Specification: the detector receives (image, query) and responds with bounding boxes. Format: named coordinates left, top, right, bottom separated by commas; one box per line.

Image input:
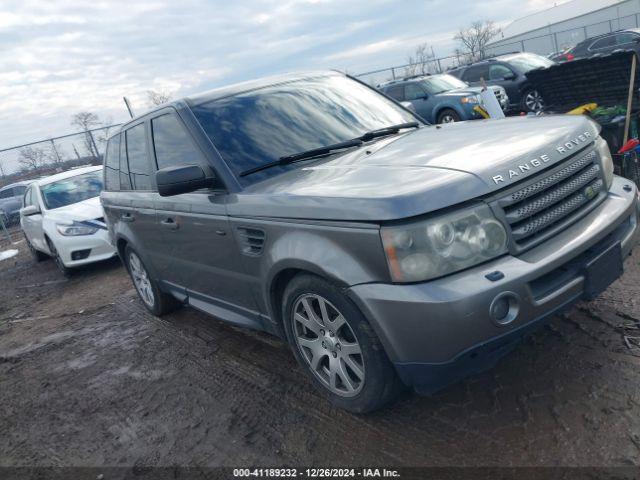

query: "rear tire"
left=124, top=245, right=180, bottom=316
left=437, top=109, right=461, bottom=124
left=282, top=274, right=404, bottom=413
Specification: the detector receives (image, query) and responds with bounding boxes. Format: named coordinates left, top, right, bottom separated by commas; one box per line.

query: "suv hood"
left=44, top=196, right=104, bottom=223
left=231, top=115, right=600, bottom=222
left=437, top=85, right=502, bottom=97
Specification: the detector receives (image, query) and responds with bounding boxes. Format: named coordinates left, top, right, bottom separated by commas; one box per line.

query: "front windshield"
left=191, top=74, right=418, bottom=185
left=421, top=75, right=468, bottom=94
left=40, top=170, right=103, bottom=210
left=506, top=53, right=554, bottom=73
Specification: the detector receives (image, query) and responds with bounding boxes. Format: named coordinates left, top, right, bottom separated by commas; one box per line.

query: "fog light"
left=490, top=292, right=520, bottom=326
left=71, top=249, right=91, bottom=261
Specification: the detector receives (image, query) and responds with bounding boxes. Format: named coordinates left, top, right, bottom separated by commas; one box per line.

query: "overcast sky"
left=0, top=0, right=564, bottom=149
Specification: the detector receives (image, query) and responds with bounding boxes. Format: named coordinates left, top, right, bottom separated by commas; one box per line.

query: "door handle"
left=121, top=213, right=135, bottom=223
left=160, top=217, right=179, bottom=230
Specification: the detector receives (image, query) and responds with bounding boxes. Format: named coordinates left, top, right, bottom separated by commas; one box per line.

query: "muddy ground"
left=1, top=225, right=640, bottom=469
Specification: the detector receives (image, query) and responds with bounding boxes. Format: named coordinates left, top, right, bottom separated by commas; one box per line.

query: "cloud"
left=0, top=0, right=565, bottom=152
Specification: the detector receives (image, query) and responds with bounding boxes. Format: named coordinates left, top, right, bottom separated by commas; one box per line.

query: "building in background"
left=487, top=0, right=640, bottom=56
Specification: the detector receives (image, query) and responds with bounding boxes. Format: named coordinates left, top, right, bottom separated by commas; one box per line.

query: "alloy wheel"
left=129, top=252, right=155, bottom=308
left=292, top=294, right=365, bottom=397
left=440, top=114, right=457, bottom=123
left=525, top=90, right=544, bottom=112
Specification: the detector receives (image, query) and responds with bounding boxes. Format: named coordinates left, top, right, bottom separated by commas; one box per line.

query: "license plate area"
left=583, top=241, right=623, bottom=300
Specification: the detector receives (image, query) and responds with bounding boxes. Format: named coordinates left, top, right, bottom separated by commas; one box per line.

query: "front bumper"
left=347, top=177, right=639, bottom=393
left=51, top=228, right=117, bottom=267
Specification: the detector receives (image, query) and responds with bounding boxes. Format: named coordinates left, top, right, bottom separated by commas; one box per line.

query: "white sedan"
left=20, top=165, right=116, bottom=275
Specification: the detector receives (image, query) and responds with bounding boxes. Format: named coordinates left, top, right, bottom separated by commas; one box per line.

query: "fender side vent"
left=237, top=227, right=266, bottom=256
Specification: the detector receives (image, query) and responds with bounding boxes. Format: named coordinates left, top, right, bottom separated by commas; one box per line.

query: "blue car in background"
left=379, top=74, right=508, bottom=124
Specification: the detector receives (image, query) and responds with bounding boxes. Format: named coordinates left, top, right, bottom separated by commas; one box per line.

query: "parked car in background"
left=0, top=181, right=31, bottom=225
left=449, top=52, right=555, bottom=113
left=379, top=74, right=508, bottom=123
left=569, top=28, right=640, bottom=60
left=102, top=71, right=638, bottom=413
left=20, top=166, right=116, bottom=275
left=548, top=47, right=575, bottom=63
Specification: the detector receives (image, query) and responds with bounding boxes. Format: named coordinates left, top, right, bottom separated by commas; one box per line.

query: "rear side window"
left=125, top=124, right=152, bottom=191
left=462, top=65, right=489, bottom=82
left=104, top=135, right=121, bottom=191
left=151, top=114, right=205, bottom=170
left=0, top=188, right=11, bottom=199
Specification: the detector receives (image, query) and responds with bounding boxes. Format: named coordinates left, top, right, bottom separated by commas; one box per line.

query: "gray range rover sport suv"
left=101, top=71, right=639, bottom=413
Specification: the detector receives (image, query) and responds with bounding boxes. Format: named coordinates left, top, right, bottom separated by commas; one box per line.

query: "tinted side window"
left=0, top=188, right=11, bottom=199
left=151, top=114, right=205, bottom=170
left=104, top=135, right=121, bottom=191
left=119, top=133, right=131, bottom=190
left=489, top=64, right=513, bottom=80
left=404, top=83, right=427, bottom=101
left=463, top=65, right=489, bottom=82
left=385, top=85, right=404, bottom=101
left=126, top=125, right=152, bottom=191
left=616, top=33, right=638, bottom=45
left=13, top=186, right=26, bottom=197
left=591, top=35, right=616, bottom=50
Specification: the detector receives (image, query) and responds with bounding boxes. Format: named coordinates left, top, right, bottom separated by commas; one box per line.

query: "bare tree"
left=405, top=43, right=436, bottom=77
left=71, top=112, right=101, bottom=158
left=18, top=146, right=48, bottom=171
left=454, top=20, right=501, bottom=62
left=147, top=89, right=173, bottom=107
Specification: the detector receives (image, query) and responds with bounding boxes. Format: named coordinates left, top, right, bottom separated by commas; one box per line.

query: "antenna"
left=123, top=97, right=135, bottom=119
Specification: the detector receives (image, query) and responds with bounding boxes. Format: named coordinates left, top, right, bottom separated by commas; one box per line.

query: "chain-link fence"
left=355, top=13, right=640, bottom=86
left=0, top=125, right=120, bottom=188
left=486, top=13, right=640, bottom=57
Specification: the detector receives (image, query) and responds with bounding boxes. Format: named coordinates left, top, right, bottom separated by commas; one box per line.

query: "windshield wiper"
left=239, top=139, right=363, bottom=177
left=358, top=122, right=420, bottom=142
left=239, top=122, right=420, bottom=178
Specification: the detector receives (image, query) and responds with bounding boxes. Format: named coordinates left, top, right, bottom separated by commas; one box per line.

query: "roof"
left=494, top=0, right=623, bottom=43
left=0, top=180, right=32, bottom=190
left=185, top=70, right=338, bottom=107
left=34, top=165, right=102, bottom=187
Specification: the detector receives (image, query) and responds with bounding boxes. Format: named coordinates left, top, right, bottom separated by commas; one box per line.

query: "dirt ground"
left=1, top=225, right=640, bottom=469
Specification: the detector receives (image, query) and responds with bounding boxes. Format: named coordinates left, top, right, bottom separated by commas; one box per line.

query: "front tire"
left=522, top=88, right=544, bottom=112
left=46, top=237, right=71, bottom=277
left=25, top=234, right=47, bottom=262
left=437, top=109, right=461, bottom=124
left=282, top=274, right=403, bottom=413
left=124, top=246, right=180, bottom=316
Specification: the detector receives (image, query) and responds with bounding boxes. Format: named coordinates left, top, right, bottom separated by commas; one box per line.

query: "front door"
left=149, top=111, right=260, bottom=324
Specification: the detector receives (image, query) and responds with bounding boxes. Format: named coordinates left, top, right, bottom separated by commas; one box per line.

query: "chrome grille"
left=497, top=150, right=604, bottom=248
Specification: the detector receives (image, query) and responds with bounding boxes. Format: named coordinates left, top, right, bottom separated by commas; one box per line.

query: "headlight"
left=596, top=137, right=614, bottom=188
left=460, top=95, right=480, bottom=105
left=56, top=222, right=98, bottom=236
left=381, top=204, right=508, bottom=283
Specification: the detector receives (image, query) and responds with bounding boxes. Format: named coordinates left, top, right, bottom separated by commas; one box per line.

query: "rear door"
left=150, top=110, right=259, bottom=320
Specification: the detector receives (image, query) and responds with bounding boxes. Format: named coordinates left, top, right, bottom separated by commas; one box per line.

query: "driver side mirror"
left=156, top=164, right=215, bottom=197
left=20, top=205, right=40, bottom=217
left=503, top=73, right=517, bottom=81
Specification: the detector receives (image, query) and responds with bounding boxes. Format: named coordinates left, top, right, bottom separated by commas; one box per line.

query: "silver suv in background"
left=0, top=181, right=30, bottom=225
left=101, top=71, right=639, bottom=413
